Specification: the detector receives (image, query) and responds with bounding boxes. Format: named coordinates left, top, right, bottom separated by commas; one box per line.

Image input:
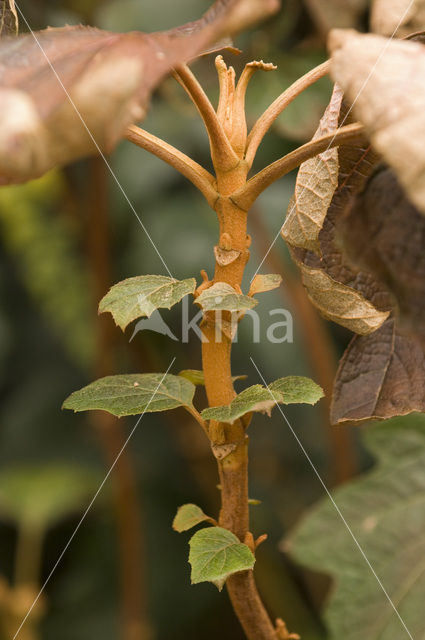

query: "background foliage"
left=2, top=1, right=418, bottom=639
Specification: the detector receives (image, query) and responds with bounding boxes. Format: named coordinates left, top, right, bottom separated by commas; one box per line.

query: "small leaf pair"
left=202, top=377, right=324, bottom=423
left=172, top=504, right=255, bottom=591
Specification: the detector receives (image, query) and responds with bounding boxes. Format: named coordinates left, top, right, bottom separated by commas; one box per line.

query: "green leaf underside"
left=195, top=282, right=257, bottom=312
left=178, top=369, right=247, bottom=386
left=173, top=503, right=211, bottom=532
left=99, top=275, right=196, bottom=331
left=63, top=374, right=195, bottom=417
left=288, top=414, right=425, bottom=639
left=201, top=377, right=323, bottom=423
left=269, top=376, right=324, bottom=405
left=189, top=526, right=255, bottom=591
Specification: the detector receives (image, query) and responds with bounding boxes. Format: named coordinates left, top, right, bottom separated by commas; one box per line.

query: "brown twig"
left=245, top=60, right=331, bottom=167
left=126, top=125, right=218, bottom=209
left=233, top=123, right=365, bottom=210
left=174, top=64, right=240, bottom=171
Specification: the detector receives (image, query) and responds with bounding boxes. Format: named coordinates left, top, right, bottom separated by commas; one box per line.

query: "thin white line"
left=250, top=356, right=414, bottom=640
left=14, top=2, right=173, bottom=278
left=12, top=358, right=176, bottom=640
left=250, top=0, right=416, bottom=282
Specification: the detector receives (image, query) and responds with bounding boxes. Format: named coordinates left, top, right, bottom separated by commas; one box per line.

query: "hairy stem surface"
left=201, top=163, right=278, bottom=640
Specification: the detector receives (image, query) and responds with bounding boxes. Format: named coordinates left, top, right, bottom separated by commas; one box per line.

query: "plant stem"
left=174, top=64, right=240, bottom=171
left=125, top=125, right=218, bottom=208
left=233, top=123, right=365, bottom=210
left=201, top=163, right=278, bottom=640
left=245, top=60, right=331, bottom=167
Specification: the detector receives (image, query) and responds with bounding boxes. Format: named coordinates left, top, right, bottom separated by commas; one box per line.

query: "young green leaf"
left=178, top=369, right=247, bottom=386
left=63, top=373, right=196, bottom=417
left=202, top=385, right=275, bottom=423
left=248, top=273, right=282, bottom=296
left=201, top=377, right=323, bottom=423
left=195, top=282, right=257, bottom=312
left=189, top=526, right=255, bottom=591
left=0, top=0, right=18, bottom=36
left=99, top=275, right=196, bottom=331
left=269, top=376, right=324, bottom=405
left=288, top=413, right=425, bottom=639
left=172, top=504, right=213, bottom=532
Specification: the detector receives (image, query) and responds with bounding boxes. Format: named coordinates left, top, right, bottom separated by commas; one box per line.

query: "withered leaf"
left=248, top=273, right=282, bottom=296
left=304, top=0, right=368, bottom=35
left=0, top=0, right=279, bottom=184
left=371, top=0, right=425, bottom=37
left=296, top=260, right=389, bottom=334
left=282, top=84, right=343, bottom=254
left=329, top=30, right=425, bottom=216
left=283, top=90, right=389, bottom=336
left=332, top=318, right=425, bottom=424
left=331, top=167, right=425, bottom=424
left=0, top=0, right=17, bottom=36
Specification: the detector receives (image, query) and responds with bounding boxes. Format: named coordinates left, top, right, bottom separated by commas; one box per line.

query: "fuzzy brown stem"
left=201, top=163, right=278, bottom=640
left=245, top=60, right=331, bottom=167
left=126, top=125, right=218, bottom=209
left=174, top=64, right=239, bottom=171
left=234, top=123, right=365, bottom=210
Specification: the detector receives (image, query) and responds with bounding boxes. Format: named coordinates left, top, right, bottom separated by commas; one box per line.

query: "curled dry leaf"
left=282, top=84, right=425, bottom=424
left=304, top=0, right=368, bottom=35
left=329, top=30, right=425, bottom=216
left=282, top=84, right=343, bottom=254
left=371, top=0, right=425, bottom=37
left=0, top=0, right=17, bottom=36
left=331, top=167, right=425, bottom=424
left=0, top=0, right=279, bottom=184
left=282, top=89, right=389, bottom=336
left=248, top=273, right=282, bottom=296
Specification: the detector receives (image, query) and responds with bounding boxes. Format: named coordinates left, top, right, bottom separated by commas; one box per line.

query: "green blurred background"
left=0, top=1, right=372, bottom=639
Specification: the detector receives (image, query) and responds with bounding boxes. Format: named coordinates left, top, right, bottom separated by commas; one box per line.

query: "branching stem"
left=128, top=55, right=363, bottom=640
left=126, top=125, right=218, bottom=208
left=233, top=123, right=365, bottom=210
left=174, top=64, right=240, bottom=171
left=245, top=60, right=331, bottom=167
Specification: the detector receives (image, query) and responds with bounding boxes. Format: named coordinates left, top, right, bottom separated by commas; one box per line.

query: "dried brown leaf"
left=304, top=0, right=368, bottom=35
left=0, top=0, right=279, bottom=184
left=329, top=30, right=425, bottom=215
left=282, top=84, right=343, bottom=254
left=371, top=0, right=425, bottom=37
left=296, top=260, right=389, bottom=334
left=285, top=43, right=425, bottom=425
left=283, top=91, right=389, bottom=336
left=331, top=167, right=425, bottom=424
left=0, top=0, right=17, bottom=36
